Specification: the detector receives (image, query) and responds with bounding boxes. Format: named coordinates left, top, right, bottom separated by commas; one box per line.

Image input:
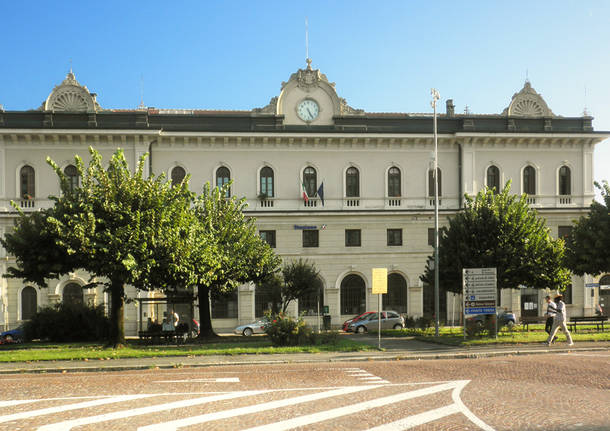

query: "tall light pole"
left=431, top=88, right=440, bottom=337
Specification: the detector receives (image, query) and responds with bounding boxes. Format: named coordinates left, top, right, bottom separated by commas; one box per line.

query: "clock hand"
left=307, top=108, right=314, bottom=117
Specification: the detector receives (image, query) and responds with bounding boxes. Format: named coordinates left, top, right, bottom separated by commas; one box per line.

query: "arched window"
left=21, top=286, right=37, bottom=320
left=63, top=283, right=83, bottom=306
left=559, top=166, right=571, bottom=195
left=388, top=167, right=401, bottom=197
left=211, top=289, right=238, bottom=319
left=383, top=273, right=407, bottom=314
left=486, top=165, right=500, bottom=193
left=523, top=166, right=536, bottom=195
left=216, top=167, right=231, bottom=197
left=171, top=166, right=186, bottom=187
left=255, top=282, right=278, bottom=317
left=346, top=167, right=360, bottom=197
left=64, top=165, right=79, bottom=192
left=260, top=166, right=274, bottom=197
left=303, top=166, right=317, bottom=198
left=428, top=168, right=442, bottom=197
left=340, top=274, right=366, bottom=315
left=298, top=278, right=324, bottom=315
left=20, top=165, right=35, bottom=198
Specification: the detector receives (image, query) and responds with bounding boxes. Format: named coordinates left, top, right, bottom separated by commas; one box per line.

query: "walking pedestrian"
left=544, top=295, right=557, bottom=342
left=545, top=294, right=573, bottom=346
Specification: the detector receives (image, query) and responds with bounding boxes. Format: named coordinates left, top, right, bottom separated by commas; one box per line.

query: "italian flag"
left=301, top=182, right=309, bottom=203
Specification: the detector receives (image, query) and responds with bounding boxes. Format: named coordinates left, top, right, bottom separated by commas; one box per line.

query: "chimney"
left=446, top=99, right=455, bottom=117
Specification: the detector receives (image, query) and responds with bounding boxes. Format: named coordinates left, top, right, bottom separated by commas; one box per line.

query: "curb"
left=0, top=345, right=607, bottom=375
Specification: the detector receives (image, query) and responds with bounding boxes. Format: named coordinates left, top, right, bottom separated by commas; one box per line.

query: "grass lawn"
left=0, top=335, right=377, bottom=363
left=382, top=324, right=610, bottom=346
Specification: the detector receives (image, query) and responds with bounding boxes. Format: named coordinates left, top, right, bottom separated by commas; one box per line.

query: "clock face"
left=297, top=99, right=319, bottom=122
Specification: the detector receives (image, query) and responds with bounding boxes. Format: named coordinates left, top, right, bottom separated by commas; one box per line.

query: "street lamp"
left=431, top=88, right=440, bottom=337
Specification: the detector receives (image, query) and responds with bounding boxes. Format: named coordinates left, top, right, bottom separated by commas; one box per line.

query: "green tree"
left=279, top=259, right=322, bottom=313
left=191, top=183, right=280, bottom=339
left=565, top=181, right=610, bottom=276
left=255, top=259, right=322, bottom=314
left=3, top=148, right=201, bottom=346
left=421, top=182, right=571, bottom=295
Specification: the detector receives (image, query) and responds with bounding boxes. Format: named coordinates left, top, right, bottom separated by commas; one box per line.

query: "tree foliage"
left=256, top=259, right=322, bottom=314
left=190, top=183, right=280, bottom=339
left=565, top=181, right=610, bottom=276
left=3, top=148, right=200, bottom=346
left=420, top=182, right=571, bottom=294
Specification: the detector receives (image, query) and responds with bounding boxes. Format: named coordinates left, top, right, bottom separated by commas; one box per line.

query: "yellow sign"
left=372, top=268, right=387, bottom=294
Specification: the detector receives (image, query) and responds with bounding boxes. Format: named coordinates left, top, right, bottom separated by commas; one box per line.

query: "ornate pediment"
left=502, top=81, right=554, bottom=117
left=281, top=58, right=333, bottom=92
left=42, top=72, right=102, bottom=113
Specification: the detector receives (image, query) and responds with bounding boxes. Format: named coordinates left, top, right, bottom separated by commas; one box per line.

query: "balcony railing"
left=259, top=198, right=274, bottom=208
left=344, top=198, right=360, bottom=207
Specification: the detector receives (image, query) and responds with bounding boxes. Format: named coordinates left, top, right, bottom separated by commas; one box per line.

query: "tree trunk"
left=196, top=284, right=219, bottom=340
left=108, top=280, right=125, bottom=347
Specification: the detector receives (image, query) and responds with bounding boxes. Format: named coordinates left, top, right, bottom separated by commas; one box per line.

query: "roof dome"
left=503, top=81, right=554, bottom=117
left=42, top=72, right=101, bottom=113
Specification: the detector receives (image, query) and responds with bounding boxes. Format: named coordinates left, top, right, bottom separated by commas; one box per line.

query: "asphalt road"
left=1, top=350, right=608, bottom=430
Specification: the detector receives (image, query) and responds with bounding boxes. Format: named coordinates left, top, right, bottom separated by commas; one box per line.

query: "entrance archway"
left=383, top=273, right=407, bottom=314
left=340, top=274, right=366, bottom=315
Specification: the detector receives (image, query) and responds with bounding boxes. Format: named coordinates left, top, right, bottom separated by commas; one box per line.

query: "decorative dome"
left=502, top=81, right=554, bottom=117
left=42, top=72, right=101, bottom=113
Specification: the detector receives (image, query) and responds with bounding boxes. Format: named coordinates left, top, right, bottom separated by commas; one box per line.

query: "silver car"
left=234, top=319, right=269, bottom=336
left=348, top=311, right=404, bottom=333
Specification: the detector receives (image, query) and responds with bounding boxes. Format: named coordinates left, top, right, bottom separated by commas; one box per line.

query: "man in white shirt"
left=545, top=294, right=573, bottom=346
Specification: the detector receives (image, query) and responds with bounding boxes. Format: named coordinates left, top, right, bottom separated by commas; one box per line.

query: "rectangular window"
left=387, top=228, right=402, bottom=246
left=302, top=230, right=319, bottom=248
left=345, top=229, right=361, bottom=247
left=259, top=230, right=276, bottom=248
left=428, top=228, right=435, bottom=247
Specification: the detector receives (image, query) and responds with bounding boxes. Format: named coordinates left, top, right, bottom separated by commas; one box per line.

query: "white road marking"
left=365, top=380, right=495, bottom=431
left=0, top=394, right=156, bottom=423
left=344, top=368, right=390, bottom=384
left=153, top=377, right=240, bottom=383
left=241, top=381, right=463, bottom=431
left=37, top=390, right=268, bottom=431
left=365, top=404, right=462, bottom=430
left=138, top=385, right=382, bottom=431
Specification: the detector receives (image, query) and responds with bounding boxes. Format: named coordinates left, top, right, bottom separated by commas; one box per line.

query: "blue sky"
left=2, top=1, right=608, bottom=197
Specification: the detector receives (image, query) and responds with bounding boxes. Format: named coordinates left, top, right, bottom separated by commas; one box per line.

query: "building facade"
left=0, top=62, right=608, bottom=334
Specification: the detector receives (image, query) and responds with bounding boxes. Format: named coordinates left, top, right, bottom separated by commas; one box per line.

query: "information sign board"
left=463, top=268, right=497, bottom=315
left=372, top=268, right=388, bottom=294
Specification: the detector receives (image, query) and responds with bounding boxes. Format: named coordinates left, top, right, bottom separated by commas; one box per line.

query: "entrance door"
left=520, top=288, right=539, bottom=317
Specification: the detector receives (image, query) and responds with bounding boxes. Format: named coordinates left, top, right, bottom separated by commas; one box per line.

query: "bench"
left=520, top=316, right=547, bottom=331
left=138, top=330, right=188, bottom=344
left=568, top=316, right=608, bottom=333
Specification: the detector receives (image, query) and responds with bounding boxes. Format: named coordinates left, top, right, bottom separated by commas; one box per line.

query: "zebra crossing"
left=0, top=370, right=495, bottom=430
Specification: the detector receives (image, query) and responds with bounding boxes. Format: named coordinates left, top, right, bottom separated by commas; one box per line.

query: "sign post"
left=463, top=268, right=497, bottom=339
left=372, top=268, right=388, bottom=349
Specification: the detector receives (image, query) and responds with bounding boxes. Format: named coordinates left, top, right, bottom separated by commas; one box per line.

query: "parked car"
left=234, top=319, right=269, bottom=336
left=0, top=327, right=24, bottom=344
left=342, top=311, right=375, bottom=332
left=465, top=311, right=516, bottom=334
left=348, top=311, right=405, bottom=333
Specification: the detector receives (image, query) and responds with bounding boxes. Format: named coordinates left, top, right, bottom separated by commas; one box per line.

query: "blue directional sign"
left=463, top=268, right=497, bottom=316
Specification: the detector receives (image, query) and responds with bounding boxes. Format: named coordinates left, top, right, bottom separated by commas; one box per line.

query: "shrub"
left=23, top=303, right=111, bottom=342
left=264, top=312, right=313, bottom=346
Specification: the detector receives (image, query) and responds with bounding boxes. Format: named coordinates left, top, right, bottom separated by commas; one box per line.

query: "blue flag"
left=317, top=182, right=324, bottom=206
